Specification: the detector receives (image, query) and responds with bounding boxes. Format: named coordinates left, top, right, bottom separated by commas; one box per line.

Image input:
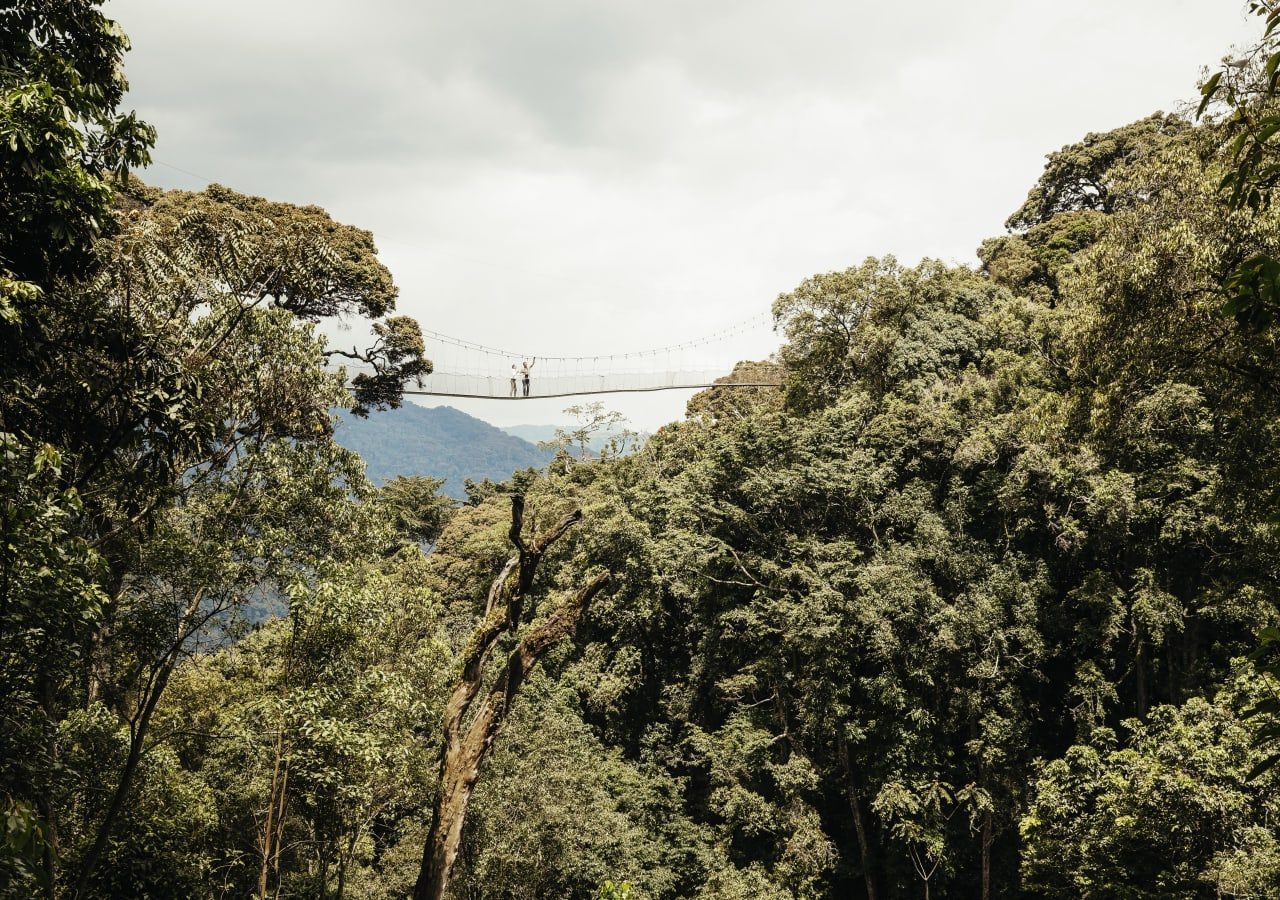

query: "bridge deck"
left=389, top=369, right=782, bottom=399
left=401, top=383, right=781, bottom=399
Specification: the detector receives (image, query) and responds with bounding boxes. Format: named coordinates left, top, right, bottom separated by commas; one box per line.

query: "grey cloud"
left=117, top=0, right=1033, bottom=170
left=105, top=0, right=1256, bottom=430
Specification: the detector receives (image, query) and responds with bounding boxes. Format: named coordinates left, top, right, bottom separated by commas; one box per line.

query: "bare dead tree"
left=412, top=495, right=610, bottom=900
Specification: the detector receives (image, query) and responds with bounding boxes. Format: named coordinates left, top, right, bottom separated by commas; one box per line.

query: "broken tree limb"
left=412, top=496, right=608, bottom=900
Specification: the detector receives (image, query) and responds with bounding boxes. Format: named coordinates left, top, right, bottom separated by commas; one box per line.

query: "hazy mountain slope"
left=503, top=424, right=651, bottom=454
left=501, top=424, right=562, bottom=445
left=334, top=404, right=553, bottom=497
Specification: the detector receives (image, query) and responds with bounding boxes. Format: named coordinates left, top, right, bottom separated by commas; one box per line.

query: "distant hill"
left=334, top=404, right=554, bottom=498
left=503, top=424, right=651, bottom=455
left=501, top=424, right=563, bottom=446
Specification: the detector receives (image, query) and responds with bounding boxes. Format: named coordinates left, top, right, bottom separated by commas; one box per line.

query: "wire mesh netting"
left=332, top=313, right=783, bottom=399
left=402, top=368, right=781, bottom=399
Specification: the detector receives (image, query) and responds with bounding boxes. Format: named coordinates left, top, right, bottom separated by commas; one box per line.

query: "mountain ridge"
left=333, top=403, right=554, bottom=498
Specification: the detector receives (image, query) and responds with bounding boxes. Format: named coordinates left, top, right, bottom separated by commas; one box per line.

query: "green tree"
left=1, top=8, right=431, bottom=888
left=156, top=546, right=450, bottom=900
left=1197, top=1, right=1280, bottom=329
left=1022, top=673, right=1280, bottom=898
left=377, top=476, right=456, bottom=548
left=539, top=403, right=637, bottom=463
left=0, top=0, right=154, bottom=289
left=412, top=494, right=611, bottom=900
left=1005, top=113, right=1188, bottom=230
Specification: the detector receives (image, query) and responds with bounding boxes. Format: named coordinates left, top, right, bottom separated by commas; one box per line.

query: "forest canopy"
left=4, top=2, right=1280, bottom=899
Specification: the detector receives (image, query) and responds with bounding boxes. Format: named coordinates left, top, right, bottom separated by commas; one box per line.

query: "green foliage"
left=377, top=475, right=456, bottom=546
left=0, top=435, right=106, bottom=894
left=1004, top=113, right=1187, bottom=230
left=575, top=107, right=1280, bottom=894
left=108, top=180, right=431, bottom=414
left=772, top=257, right=1005, bottom=412
left=6, top=2, right=1280, bottom=898
left=1196, top=2, right=1280, bottom=331
left=346, top=316, right=433, bottom=413
left=684, top=360, right=785, bottom=424
left=136, top=182, right=398, bottom=319
left=58, top=705, right=217, bottom=899
left=539, top=402, right=638, bottom=464
left=157, top=550, right=449, bottom=899
left=1021, top=674, right=1280, bottom=898
left=0, top=0, right=154, bottom=286
left=1, top=797, right=48, bottom=895
left=1199, top=2, right=1280, bottom=209
left=979, top=210, right=1105, bottom=303
left=451, top=679, right=705, bottom=900
left=0, top=5, right=431, bottom=894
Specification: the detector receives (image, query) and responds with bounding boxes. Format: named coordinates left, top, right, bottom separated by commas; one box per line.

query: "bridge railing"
left=397, top=369, right=782, bottom=399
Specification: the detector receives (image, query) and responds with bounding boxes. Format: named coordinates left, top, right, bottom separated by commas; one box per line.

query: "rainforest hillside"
left=333, top=404, right=554, bottom=497
left=4, top=3, right=1280, bottom=900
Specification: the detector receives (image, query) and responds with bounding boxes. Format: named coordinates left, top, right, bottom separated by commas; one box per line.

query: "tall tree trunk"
left=259, top=724, right=287, bottom=900
left=85, top=576, right=124, bottom=709
left=981, top=810, right=993, bottom=900
left=37, top=669, right=60, bottom=900
left=336, top=832, right=356, bottom=899
left=72, top=588, right=206, bottom=898
left=271, top=765, right=291, bottom=895
left=838, top=736, right=878, bottom=900
left=318, top=844, right=330, bottom=900
left=411, top=497, right=609, bottom=900
left=416, top=739, right=485, bottom=900
left=85, top=597, right=114, bottom=707
left=1135, top=635, right=1148, bottom=717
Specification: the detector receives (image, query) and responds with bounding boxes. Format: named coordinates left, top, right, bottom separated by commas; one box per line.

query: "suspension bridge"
left=340, top=312, right=784, bottom=400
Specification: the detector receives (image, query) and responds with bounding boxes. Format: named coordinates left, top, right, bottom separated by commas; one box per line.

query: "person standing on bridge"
left=521, top=357, right=536, bottom=397
left=509, top=363, right=518, bottom=398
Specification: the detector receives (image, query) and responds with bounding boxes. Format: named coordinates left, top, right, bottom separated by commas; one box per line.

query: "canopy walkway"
left=341, top=313, right=783, bottom=399
left=398, top=369, right=781, bottom=399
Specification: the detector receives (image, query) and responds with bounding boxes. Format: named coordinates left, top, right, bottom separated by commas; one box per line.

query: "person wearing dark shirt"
left=520, top=358, right=536, bottom=397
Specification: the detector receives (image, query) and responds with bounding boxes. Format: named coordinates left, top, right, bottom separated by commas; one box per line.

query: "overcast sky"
left=108, top=0, right=1257, bottom=430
